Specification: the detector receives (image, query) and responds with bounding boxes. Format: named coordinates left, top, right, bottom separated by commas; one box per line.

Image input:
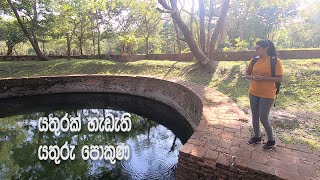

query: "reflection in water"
left=0, top=109, right=182, bottom=179
left=0, top=93, right=193, bottom=179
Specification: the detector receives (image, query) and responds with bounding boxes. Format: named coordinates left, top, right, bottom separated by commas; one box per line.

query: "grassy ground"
left=0, top=59, right=319, bottom=148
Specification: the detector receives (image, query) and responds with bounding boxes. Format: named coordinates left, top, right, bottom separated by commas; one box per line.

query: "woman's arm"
left=252, top=74, right=283, bottom=83
left=245, top=65, right=254, bottom=80
left=245, top=74, right=254, bottom=80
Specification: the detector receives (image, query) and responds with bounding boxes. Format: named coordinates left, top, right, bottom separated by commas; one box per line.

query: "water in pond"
left=0, top=93, right=193, bottom=179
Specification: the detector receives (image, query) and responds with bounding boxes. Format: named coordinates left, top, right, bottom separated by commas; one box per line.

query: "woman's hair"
left=256, top=39, right=277, bottom=57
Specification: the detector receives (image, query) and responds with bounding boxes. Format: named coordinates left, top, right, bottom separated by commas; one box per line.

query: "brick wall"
left=1, top=50, right=319, bottom=61
left=0, top=75, right=202, bottom=131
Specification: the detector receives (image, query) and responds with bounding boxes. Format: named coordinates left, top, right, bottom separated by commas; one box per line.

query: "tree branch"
left=158, top=0, right=172, bottom=11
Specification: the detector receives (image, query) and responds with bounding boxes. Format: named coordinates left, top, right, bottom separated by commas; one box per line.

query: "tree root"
left=185, top=60, right=218, bottom=74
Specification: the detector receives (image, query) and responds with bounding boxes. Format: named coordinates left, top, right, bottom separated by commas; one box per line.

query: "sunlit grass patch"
left=279, top=131, right=320, bottom=149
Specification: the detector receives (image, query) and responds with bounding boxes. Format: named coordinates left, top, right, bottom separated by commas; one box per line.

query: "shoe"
left=247, top=137, right=262, bottom=145
left=263, top=140, right=276, bottom=150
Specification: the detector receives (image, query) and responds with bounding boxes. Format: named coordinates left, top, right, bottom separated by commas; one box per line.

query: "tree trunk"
left=80, top=40, right=83, bottom=56
left=199, top=0, right=206, bottom=52
left=206, top=0, right=214, bottom=54
left=209, top=0, right=230, bottom=60
left=92, top=31, right=95, bottom=55
left=66, top=33, right=71, bottom=60
left=190, top=0, right=194, bottom=36
left=7, top=0, right=48, bottom=61
left=6, top=43, right=14, bottom=55
left=14, top=47, right=18, bottom=55
left=168, top=0, right=209, bottom=65
left=93, top=0, right=101, bottom=59
left=219, top=17, right=228, bottom=45
left=66, top=24, right=77, bottom=60
left=97, top=25, right=101, bottom=59
left=42, top=39, right=45, bottom=54
left=173, top=18, right=181, bottom=56
left=158, top=0, right=231, bottom=67
left=91, top=18, right=96, bottom=55
left=145, top=36, right=149, bottom=55
left=239, top=0, right=251, bottom=39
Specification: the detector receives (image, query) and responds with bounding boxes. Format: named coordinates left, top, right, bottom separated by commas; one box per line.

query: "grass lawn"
left=0, top=58, right=319, bottom=149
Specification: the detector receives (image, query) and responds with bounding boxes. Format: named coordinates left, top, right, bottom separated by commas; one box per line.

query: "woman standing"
left=245, top=39, right=284, bottom=150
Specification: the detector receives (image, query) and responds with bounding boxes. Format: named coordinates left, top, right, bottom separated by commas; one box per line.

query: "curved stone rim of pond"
left=0, top=74, right=319, bottom=180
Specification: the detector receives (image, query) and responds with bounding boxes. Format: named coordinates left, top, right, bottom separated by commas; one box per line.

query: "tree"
left=198, top=0, right=205, bottom=52
left=0, top=20, right=26, bottom=55
left=5, top=0, right=50, bottom=60
left=134, top=0, right=162, bottom=55
left=158, top=0, right=231, bottom=69
left=74, top=15, right=91, bottom=56
left=53, top=0, right=82, bottom=60
left=227, top=0, right=300, bottom=48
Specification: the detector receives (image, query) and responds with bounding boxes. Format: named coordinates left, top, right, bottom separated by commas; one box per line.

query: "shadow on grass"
left=163, top=61, right=180, bottom=78
left=182, top=62, right=219, bottom=86
left=215, top=65, right=250, bottom=104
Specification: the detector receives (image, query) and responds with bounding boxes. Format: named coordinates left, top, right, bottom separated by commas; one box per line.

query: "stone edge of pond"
left=0, top=75, right=319, bottom=180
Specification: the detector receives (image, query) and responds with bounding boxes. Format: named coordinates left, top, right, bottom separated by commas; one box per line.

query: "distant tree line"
left=0, top=0, right=319, bottom=64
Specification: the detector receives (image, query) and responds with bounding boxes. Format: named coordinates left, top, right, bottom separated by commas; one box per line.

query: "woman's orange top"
left=248, top=56, right=283, bottom=99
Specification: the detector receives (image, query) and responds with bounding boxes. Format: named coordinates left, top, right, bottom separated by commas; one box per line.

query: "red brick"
left=231, top=137, right=242, bottom=147
left=286, top=143, right=313, bottom=153
left=234, top=131, right=241, bottom=138
left=269, top=152, right=299, bottom=164
left=220, top=116, right=238, bottom=121
left=224, top=127, right=239, bottom=133
left=298, top=159, right=314, bottom=166
left=211, top=128, right=223, bottom=136
left=293, top=150, right=320, bottom=162
left=191, top=145, right=207, bottom=158
left=269, top=146, right=294, bottom=156
left=196, top=121, right=208, bottom=130
left=204, top=149, right=219, bottom=160
left=221, top=133, right=235, bottom=141
left=235, top=148, right=252, bottom=160
left=316, top=161, right=320, bottom=170
left=188, top=138, right=207, bottom=147
left=216, top=147, right=231, bottom=154
left=297, top=163, right=318, bottom=178
left=199, top=132, right=210, bottom=141
left=313, top=149, right=320, bottom=156
left=251, top=150, right=270, bottom=164
left=190, top=132, right=203, bottom=139
left=227, top=120, right=243, bottom=126
left=234, top=158, right=248, bottom=171
left=240, top=130, right=252, bottom=138
left=239, top=142, right=255, bottom=151
left=274, top=138, right=286, bottom=148
left=220, top=139, right=232, bottom=149
left=210, top=124, right=224, bottom=129
left=247, top=160, right=276, bottom=176
left=266, top=158, right=298, bottom=173
left=230, top=146, right=240, bottom=154
left=180, top=143, right=195, bottom=154
left=206, top=139, right=220, bottom=150
left=207, top=134, right=222, bottom=142
left=276, top=169, right=304, bottom=180
left=216, top=153, right=230, bottom=169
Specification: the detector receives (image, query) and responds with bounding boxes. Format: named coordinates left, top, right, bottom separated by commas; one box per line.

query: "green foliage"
left=0, top=20, right=26, bottom=53
left=234, top=37, right=249, bottom=50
